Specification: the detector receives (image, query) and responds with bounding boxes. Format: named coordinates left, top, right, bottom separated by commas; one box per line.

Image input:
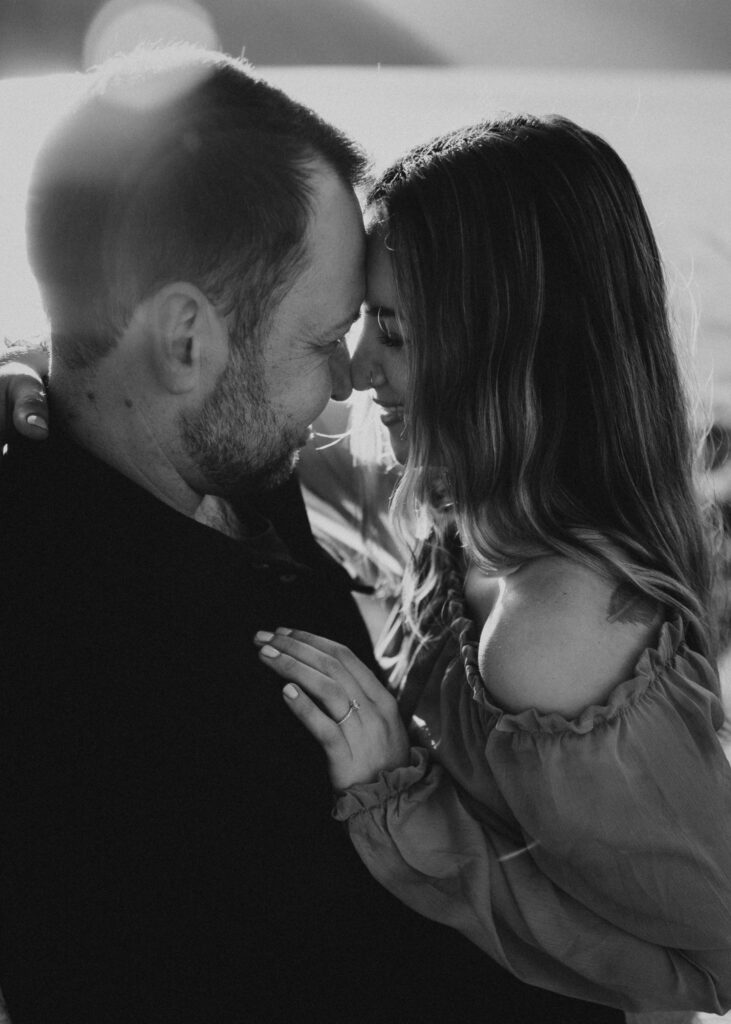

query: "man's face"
left=182, top=163, right=365, bottom=496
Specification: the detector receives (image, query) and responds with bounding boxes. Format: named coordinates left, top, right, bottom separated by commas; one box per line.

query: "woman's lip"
left=373, top=399, right=404, bottom=426
left=379, top=408, right=404, bottom=427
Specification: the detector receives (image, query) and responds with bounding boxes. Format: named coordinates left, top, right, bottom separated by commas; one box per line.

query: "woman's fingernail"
left=259, top=644, right=280, bottom=659
left=26, top=415, right=48, bottom=431
left=283, top=683, right=298, bottom=699
left=254, top=631, right=274, bottom=644
left=276, top=627, right=292, bottom=636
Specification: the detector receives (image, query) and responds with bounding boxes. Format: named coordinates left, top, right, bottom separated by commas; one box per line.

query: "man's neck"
left=50, top=370, right=203, bottom=517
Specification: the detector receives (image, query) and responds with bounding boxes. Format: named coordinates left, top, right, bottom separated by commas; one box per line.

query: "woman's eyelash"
left=376, top=309, right=402, bottom=346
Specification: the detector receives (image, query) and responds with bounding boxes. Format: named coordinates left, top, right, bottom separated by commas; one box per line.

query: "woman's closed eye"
left=376, top=308, right=403, bottom=348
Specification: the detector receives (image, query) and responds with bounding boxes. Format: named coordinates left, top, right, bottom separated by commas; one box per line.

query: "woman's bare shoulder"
left=476, top=556, right=663, bottom=717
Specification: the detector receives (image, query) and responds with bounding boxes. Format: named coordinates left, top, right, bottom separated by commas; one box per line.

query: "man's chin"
left=217, top=447, right=300, bottom=497
left=257, top=448, right=301, bottom=491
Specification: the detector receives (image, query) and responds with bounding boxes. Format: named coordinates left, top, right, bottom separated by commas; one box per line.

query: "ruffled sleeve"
left=334, top=619, right=731, bottom=1013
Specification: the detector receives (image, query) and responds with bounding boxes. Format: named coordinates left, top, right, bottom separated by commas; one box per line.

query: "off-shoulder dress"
left=334, top=565, right=731, bottom=1014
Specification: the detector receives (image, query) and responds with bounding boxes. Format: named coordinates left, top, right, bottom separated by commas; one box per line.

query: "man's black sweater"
left=0, top=433, right=623, bottom=1024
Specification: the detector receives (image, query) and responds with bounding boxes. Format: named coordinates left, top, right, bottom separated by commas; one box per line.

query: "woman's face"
left=350, top=225, right=410, bottom=464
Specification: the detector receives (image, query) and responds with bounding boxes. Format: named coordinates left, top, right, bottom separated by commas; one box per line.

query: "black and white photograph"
left=1, top=2, right=730, bottom=1022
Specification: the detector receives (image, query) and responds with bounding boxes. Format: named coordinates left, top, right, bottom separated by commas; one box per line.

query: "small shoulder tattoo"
left=607, top=581, right=659, bottom=626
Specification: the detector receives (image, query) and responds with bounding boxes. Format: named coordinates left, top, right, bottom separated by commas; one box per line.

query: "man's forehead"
left=279, top=166, right=366, bottom=330
left=296, top=252, right=366, bottom=332
left=299, top=304, right=362, bottom=338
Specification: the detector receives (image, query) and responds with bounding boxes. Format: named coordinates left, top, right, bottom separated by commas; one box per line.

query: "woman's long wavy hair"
left=368, top=114, right=719, bottom=660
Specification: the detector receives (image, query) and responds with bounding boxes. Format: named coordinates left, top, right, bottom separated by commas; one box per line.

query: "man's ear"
left=145, top=283, right=226, bottom=395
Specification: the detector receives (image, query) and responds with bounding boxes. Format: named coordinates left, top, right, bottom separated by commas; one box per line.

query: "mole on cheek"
left=85, top=391, right=96, bottom=403
left=124, top=399, right=133, bottom=409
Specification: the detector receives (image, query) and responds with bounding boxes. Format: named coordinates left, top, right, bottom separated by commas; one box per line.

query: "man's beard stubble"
left=181, top=341, right=302, bottom=498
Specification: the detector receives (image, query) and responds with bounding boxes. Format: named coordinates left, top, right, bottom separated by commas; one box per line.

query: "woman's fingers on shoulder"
left=0, top=364, right=49, bottom=438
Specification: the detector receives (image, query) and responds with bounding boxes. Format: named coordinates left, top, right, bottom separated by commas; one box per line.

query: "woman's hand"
left=254, top=628, right=410, bottom=791
left=0, top=357, right=50, bottom=442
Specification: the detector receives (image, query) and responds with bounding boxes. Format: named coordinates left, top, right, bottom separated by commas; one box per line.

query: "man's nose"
left=349, top=328, right=376, bottom=392
left=329, top=340, right=353, bottom=402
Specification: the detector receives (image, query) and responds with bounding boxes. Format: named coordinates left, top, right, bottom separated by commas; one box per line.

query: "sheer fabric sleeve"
left=297, top=406, right=405, bottom=596
left=333, top=622, right=731, bottom=1013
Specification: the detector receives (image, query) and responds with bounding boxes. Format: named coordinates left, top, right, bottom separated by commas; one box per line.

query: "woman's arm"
left=255, top=626, right=731, bottom=1014
left=0, top=341, right=50, bottom=441
left=336, top=745, right=731, bottom=1014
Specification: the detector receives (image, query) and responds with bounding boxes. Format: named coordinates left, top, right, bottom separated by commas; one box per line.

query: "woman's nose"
left=329, top=340, right=353, bottom=402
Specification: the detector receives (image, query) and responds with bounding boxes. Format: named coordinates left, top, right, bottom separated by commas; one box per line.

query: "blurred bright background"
left=1, top=0, right=729, bottom=427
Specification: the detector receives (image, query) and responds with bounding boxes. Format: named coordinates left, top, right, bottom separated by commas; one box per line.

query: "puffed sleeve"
left=334, top=620, right=731, bottom=1013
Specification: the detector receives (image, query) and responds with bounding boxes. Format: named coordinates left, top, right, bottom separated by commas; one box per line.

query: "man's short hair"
left=27, top=45, right=369, bottom=368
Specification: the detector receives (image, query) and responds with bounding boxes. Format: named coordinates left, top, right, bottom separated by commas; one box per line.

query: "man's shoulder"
left=0, top=436, right=66, bottom=548
left=0, top=432, right=102, bottom=520
left=0, top=435, right=264, bottom=631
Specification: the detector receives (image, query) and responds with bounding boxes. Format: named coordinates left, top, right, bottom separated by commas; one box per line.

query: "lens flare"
left=83, top=0, right=220, bottom=70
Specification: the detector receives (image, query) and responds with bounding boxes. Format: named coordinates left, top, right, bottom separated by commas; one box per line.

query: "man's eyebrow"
left=329, top=310, right=362, bottom=334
